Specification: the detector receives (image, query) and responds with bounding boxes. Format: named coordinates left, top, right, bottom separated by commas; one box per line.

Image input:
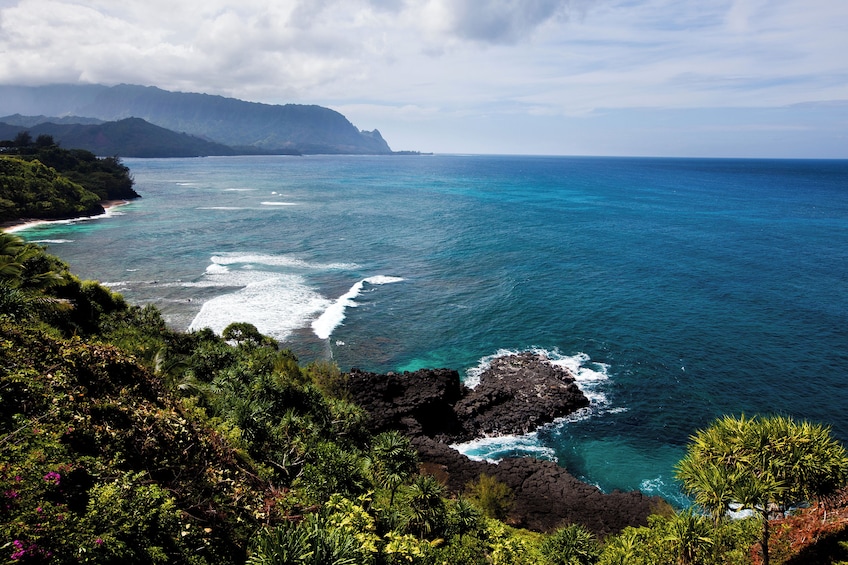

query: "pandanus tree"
left=369, top=430, right=418, bottom=507
left=405, top=474, right=447, bottom=539
left=540, top=523, right=601, bottom=565
left=676, top=414, right=848, bottom=565
left=0, top=233, right=66, bottom=319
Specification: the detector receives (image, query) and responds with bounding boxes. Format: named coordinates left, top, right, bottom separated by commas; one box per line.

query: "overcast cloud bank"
left=1, top=0, right=846, bottom=157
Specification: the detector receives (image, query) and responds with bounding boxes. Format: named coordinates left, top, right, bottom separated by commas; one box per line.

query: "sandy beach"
left=1, top=200, right=131, bottom=233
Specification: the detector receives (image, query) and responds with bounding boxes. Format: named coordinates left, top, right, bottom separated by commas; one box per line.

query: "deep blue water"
left=15, top=154, right=848, bottom=506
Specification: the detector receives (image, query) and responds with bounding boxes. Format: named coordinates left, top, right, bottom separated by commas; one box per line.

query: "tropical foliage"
left=0, top=133, right=137, bottom=222
left=677, top=414, right=848, bottom=565
left=2, top=238, right=848, bottom=564
left=0, top=157, right=103, bottom=222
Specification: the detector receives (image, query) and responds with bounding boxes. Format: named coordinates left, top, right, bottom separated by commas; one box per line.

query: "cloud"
left=725, top=0, right=769, bottom=33
left=433, top=0, right=574, bottom=44
left=0, top=0, right=845, bottom=156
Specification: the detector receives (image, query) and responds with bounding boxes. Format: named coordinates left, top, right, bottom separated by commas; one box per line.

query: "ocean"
left=14, top=154, right=848, bottom=506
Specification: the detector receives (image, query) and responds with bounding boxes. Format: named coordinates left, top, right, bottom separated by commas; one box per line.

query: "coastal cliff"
left=348, top=352, right=661, bottom=535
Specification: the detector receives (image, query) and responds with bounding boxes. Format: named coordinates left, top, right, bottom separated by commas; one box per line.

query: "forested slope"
left=0, top=133, right=138, bottom=223
left=2, top=234, right=848, bottom=564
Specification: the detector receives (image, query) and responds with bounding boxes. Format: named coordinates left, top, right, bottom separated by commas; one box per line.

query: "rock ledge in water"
left=455, top=352, right=590, bottom=438
left=348, top=352, right=589, bottom=443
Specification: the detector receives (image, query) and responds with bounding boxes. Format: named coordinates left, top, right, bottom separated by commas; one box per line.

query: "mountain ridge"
left=0, top=83, right=393, bottom=155
left=0, top=117, right=239, bottom=158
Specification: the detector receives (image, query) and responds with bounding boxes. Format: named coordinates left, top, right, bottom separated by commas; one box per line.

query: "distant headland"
left=0, top=83, right=423, bottom=157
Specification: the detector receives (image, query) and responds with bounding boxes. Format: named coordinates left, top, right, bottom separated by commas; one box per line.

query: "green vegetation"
left=0, top=132, right=137, bottom=222
left=0, top=118, right=239, bottom=158
left=677, top=414, right=848, bottom=565
left=464, top=474, right=514, bottom=521
left=2, top=235, right=848, bottom=564
left=0, top=156, right=103, bottom=223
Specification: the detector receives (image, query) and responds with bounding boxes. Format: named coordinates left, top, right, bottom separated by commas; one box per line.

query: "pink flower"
left=94, top=538, right=104, bottom=546
left=43, top=471, right=61, bottom=485
left=10, top=540, right=26, bottom=560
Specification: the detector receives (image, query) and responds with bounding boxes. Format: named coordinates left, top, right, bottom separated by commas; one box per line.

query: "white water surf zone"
left=452, top=347, right=622, bottom=464
left=311, top=276, right=404, bottom=339
left=4, top=204, right=128, bottom=234
left=187, top=252, right=402, bottom=342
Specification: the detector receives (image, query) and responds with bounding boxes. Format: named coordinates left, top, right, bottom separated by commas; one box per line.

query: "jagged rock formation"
left=455, top=353, right=590, bottom=438
left=348, top=352, right=589, bottom=443
left=348, top=352, right=661, bottom=535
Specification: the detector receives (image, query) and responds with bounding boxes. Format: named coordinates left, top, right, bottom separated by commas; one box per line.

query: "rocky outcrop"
left=347, top=367, right=468, bottom=442
left=348, top=352, right=589, bottom=443
left=455, top=353, right=589, bottom=438
left=348, top=352, right=662, bottom=536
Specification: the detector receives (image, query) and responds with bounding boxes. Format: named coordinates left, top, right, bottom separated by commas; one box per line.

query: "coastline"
left=347, top=359, right=662, bottom=534
left=1, top=200, right=131, bottom=233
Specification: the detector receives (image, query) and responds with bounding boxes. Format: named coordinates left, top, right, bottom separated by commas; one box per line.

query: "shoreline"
left=347, top=362, right=662, bottom=534
left=1, top=200, right=132, bottom=233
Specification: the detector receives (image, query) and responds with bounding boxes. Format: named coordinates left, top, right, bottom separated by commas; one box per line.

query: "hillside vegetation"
left=0, top=133, right=138, bottom=223
left=0, top=117, right=239, bottom=158
left=2, top=233, right=848, bottom=564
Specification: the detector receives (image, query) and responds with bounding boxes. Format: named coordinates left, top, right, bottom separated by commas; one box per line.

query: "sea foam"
left=450, top=433, right=557, bottom=464
left=186, top=252, right=350, bottom=341
left=210, top=253, right=358, bottom=271
left=312, top=276, right=404, bottom=340
left=187, top=253, right=399, bottom=342
left=189, top=275, right=330, bottom=341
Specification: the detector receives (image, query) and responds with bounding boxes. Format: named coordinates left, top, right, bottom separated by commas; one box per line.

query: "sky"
left=0, top=0, right=847, bottom=157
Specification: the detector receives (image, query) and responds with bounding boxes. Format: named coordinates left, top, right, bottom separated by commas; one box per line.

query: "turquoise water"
left=16, top=155, right=848, bottom=506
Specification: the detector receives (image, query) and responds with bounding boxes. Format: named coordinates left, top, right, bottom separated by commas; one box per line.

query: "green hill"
left=0, top=117, right=238, bottom=158
left=0, top=134, right=138, bottom=223
left=0, top=157, right=103, bottom=222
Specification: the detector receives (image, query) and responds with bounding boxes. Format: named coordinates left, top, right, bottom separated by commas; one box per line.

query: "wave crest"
left=312, top=276, right=404, bottom=340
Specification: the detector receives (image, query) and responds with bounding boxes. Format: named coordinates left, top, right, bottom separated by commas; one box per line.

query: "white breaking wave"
left=312, top=276, right=404, bottom=339
left=261, top=201, right=297, bottom=206
left=189, top=276, right=330, bottom=341
left=186, top=253, right=398, bottom=343
left=32, top=239, right=74, bottom=244
left=210, top=253, right=358, bottom=271
left=205, top=263, right=230, bottom=276
left=450, top=433, right=557, bottom=464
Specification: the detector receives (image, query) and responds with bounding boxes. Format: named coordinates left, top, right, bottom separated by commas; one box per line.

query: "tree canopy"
left=0, top=132, right=138, bottom=223
left=676, top=414, right=848, bottom=565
